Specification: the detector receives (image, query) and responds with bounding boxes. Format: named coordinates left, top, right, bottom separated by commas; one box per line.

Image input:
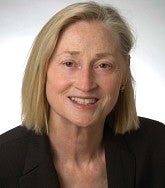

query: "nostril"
left=74, top=79, right=97, bottom=92
left=73, top=68, right=97, bottom=92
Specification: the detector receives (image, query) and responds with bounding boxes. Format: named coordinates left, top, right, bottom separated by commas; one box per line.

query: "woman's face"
left=46, top=21, right=128, bottom=128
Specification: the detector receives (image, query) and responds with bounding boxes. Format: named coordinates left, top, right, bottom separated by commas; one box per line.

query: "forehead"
left=55, top=21, right=120, bottom=54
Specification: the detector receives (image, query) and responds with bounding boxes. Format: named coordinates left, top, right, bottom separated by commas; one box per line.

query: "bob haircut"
left=22, top=1, right=139, bottom=134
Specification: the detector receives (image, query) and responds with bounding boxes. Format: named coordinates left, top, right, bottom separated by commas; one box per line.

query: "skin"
left=46, top=21, right=128, bottom=187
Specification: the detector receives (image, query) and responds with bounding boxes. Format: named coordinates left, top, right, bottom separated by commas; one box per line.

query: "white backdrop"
left=0, top=0, right=165, bottom=134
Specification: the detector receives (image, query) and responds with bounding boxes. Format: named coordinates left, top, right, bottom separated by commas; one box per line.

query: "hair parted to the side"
left=21, top=1, right=139, bottom=134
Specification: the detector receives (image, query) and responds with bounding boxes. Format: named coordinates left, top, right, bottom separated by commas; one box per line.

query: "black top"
left=0, top=117, right=165, bottom=188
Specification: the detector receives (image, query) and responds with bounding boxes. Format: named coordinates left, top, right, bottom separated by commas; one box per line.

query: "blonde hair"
left=22, top=1, right=139, bottom=134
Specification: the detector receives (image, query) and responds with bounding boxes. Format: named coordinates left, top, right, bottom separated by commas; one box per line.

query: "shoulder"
left=125, top=117, right=165, bottom=162
left=125, top=117, right=165, bottom=146
left=0, top=126, right=31, bottom=177
left=126, top=117, right=165, bottom=142
left=0, top=126, right=30, bottom=145
left=138, top=116, right=165, bottom=132
left=124, top=117, right=165, bottom=184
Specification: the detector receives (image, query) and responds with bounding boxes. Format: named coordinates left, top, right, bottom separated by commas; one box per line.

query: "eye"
left=96, top=62, right=113, bottom=70
left=64, top=61, right=74, bottom=67
left=98, top=63, right=111, bottom=69
left=94, top=61, right=115, bottom=74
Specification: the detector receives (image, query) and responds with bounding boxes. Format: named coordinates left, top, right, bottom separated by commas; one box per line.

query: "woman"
left=0, top=2, right=165, bottom=188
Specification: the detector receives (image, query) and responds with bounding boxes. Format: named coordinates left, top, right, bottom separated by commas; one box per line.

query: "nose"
left=74, top=67, right=97, bottom=92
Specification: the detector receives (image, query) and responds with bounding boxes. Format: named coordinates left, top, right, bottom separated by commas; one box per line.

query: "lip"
left=69, top=95, right=99, bottom=99
left=68, top=96, right=99, bottom=110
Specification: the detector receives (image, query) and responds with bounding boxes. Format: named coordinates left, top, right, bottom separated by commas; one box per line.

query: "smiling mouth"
left=69, top=97, right=98, bottom=105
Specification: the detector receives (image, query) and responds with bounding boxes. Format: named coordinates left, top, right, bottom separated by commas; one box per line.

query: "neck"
left=48, top=119, right=105, bottom=167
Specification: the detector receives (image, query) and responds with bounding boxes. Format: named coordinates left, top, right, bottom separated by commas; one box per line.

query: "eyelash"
left=63, top=61, right=74, bottom=67
left=96, top=63, right=112, bottom=69
left=62, top=60, right=114, bottom=72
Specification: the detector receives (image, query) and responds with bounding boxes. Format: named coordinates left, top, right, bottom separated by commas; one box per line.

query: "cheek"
left=46, top=77, right=65, bottom=99
left=46, top=67, right=72, bottom=98
left=104, top=82, right=120, bottom=94
left=99, top=75, right=122, bottom=112
left=100, top=75, right=122, bottom=96
left=46, top=76, right=67, bottom=109
left=103, top=83, right=120, bottom=109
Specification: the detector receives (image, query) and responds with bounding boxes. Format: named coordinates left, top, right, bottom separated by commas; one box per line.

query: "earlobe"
left=120, top=84, right=125, bottom=92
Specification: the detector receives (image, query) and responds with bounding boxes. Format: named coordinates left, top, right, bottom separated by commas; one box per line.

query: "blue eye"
left=64, top=61, right=73, bottom=67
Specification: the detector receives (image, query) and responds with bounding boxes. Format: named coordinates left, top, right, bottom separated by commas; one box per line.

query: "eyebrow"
left=59, top=51, right=114, bottom=59
left=95, top=52, right=114, bottom=59
left=63, top=51, right=80, bottom=56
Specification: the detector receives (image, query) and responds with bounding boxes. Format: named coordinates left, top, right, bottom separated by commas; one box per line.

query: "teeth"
left=70, top=97, right=97, bottom=105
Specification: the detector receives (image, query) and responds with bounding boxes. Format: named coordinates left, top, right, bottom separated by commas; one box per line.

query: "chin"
left=70, top=116, right=100, bottom=128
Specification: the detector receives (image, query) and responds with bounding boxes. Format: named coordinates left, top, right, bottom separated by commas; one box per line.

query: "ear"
left=126, top=55, right=130, bottom=67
